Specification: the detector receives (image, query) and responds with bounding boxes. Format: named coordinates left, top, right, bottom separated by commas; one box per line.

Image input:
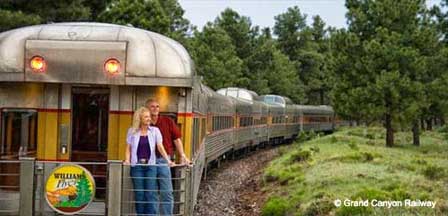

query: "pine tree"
left=74, top=172, right=93, bottom=206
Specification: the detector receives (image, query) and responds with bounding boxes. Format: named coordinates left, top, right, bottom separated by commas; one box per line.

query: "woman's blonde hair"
left=131, top=107, right=150, bottom=134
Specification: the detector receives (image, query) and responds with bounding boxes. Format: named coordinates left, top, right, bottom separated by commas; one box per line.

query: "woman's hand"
left=123, top=160, right=130, bottom=165
left=167, top=160, right=176, bottom=167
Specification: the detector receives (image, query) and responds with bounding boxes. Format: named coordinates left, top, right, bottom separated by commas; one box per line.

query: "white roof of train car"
left=0, top=22, right=194, bottom=86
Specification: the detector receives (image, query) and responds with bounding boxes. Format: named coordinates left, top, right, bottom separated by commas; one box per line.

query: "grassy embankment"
left=262, top=127, right=448, bottom=216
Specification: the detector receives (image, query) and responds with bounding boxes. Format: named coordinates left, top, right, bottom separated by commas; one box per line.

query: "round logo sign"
left=45, top=164, right=95, bottom=215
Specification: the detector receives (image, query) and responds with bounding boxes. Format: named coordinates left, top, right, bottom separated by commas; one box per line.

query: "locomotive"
left=0, top=23, right=337, bottom=215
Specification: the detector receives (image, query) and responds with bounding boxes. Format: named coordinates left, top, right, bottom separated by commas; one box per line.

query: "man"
left=145, top=98, right=191, bottom=215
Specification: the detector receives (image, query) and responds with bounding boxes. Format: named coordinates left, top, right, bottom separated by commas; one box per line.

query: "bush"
left=366, top=139, right=375, bottom=146
left=422, top=165, right=446, bottom=180
left=436, top=199, right=448, bottom=214
left=412, top=158, right=428, bottom=165
left=310, top=146, right=320, bottom=153
left=303, top=197, right=334, bottom=216
left=354, top=188, right=390, bottom=200
left=290, top=149, right=312, bottom=163
left=365, top=133, right=375, bottom=140
left=336, top=188, right=389, bottom=216
left=262, top=196, right=290, bottom=216
left=264, top=164, right=303, bottom=185
left=336, top=204, right=372, bottom=216
left=296, top=130, right=311, bottom=142
left=330, top=136, right=338, bottom=143
left=263, top=173, right=278, bottom=183
left=436, top=125, right=448, bottom=133
left=308, top=130, right=317, bottom=140
left=362, top=152, right=374, bottom=162
left=390, top=188, right=412, bottom=200
left=347, top=142, right=359, bottom=150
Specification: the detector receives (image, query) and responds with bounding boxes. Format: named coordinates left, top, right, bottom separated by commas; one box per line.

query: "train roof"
left=258, top=94, right=290, bottom=107
left=216, top=87, right=259, bottom=103
left=0, top=22, right=194, bottom=86
left=297, top=105, right=334, bottom=114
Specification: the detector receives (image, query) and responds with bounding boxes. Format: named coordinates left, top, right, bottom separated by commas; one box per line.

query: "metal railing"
left=119, top=164, right=186, bottom=216
left=0, top=160, right=22, bottom=216
left=0, top=159, right=189, bottom=216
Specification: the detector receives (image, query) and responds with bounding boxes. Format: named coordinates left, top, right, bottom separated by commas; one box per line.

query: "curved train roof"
left=0, top=22, right=194, bottom=86
left=258, top=94, right=288, bottom=107
left=216, top=87, right=258, bottom=103
left=297, top=105, right=334, bottom=115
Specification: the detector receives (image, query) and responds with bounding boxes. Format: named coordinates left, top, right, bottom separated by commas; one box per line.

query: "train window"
left=192, top=118, right=199, bottom=154
left=217, top=89, right=226, bottom=95
left=264, top=96, right=275, bottom=104
left=261, top=117, right=267, bottom=124
left=201, top=118, right=206, bottom=138
left=239, top=117, right=253, bottom=127
left=215, top=116, right=218, bottom=131
left=227, top=90, right=237, bottom=98
left=275, top=97, right=285, bottom=104
left=1, top=109, right=37, bottom=159
left=238, top=91, right=252, bottom=101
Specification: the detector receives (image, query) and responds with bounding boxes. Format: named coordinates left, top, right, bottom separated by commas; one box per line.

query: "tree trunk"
left=426, top=118, right=433, bottom=131
left=412, top=120, right=420, bottom=146
left=441, top=117, right=446, bottom=126
left=385, top=112, right=394, bottom=147
left=420, top=118, right=425, bottom=130
left=320, top=89, right=324, bottom=105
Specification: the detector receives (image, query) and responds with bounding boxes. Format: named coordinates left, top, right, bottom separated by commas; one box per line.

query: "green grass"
left=261, top=127, right=448, bottom=216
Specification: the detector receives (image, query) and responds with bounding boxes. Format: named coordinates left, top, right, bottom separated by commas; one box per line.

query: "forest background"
left=2, top=0, right=448, bottom=147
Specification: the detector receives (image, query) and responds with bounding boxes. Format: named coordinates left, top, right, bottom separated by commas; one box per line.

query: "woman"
left=124, top=107, right=174, bottom=215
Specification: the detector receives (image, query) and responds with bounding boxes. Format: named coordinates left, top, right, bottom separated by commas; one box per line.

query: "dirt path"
left=194, top=147, right=281, bottom=216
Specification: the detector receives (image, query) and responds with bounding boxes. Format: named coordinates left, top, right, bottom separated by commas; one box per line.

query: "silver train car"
left=0, top=23, right=337, bottom=215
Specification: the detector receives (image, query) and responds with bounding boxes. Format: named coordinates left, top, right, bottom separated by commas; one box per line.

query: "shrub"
left=291, top=149, right=312, bottom=163
left=362, top=152, right=374, bottom=162
left=436, top=199, right=448, bottom=214
left=390, top=188, right=412, bottom=200
left=330, top=136, right=338, bottom=143
left=347, top=142, right=359, bottom=150
left=422, top=165, right=446, bottom=180
left=263, top=173, right=278, bottom=183
left=354, top=188, right=390, bottom=200
left=412, top=158, right=428, bottom=165
left=303, top=197, right=334, bottom=216
left=336, top=204, right=372, bottom=216
left=365, top=133, right=375, bottom=140
left=308, top=130, right=317, bottom=140
left=310, top=146, right=320, bottom=153
left=366, top=139, right=375, bottom=146
left=436, top=125, right=448, bottom=133
left=262, top=196, right=290, bottom=216
left=297, top=131, right=308, bottom=142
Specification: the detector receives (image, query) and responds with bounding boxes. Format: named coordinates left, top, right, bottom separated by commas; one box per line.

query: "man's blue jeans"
left=156, top=157, right=174, bottom=215
left=131, top=165, right=158, bottom=216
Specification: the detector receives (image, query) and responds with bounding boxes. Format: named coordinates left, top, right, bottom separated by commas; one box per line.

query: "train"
left=0, top=23, right=342, bottom=215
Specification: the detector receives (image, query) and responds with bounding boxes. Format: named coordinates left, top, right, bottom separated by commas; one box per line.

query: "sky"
left=178, top=0, right=442, bottom=30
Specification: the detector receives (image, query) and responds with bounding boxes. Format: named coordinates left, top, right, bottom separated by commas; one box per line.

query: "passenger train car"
left=0, top=23, right=336, bottom=215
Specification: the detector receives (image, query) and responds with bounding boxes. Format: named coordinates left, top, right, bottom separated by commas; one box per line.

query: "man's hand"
left=181, top=154, right=192, bottom=165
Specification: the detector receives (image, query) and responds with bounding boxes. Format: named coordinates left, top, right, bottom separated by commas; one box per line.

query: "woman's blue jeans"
left=156, top=157, right=174, bottom=215
left=131, top=165, right=157, bottom=215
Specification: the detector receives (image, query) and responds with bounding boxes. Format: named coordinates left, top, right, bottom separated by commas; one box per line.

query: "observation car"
left=0, top=23, right=336, bottom=216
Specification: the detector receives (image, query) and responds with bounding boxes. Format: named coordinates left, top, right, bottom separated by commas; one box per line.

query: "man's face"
left=147, top=101, right=160, bottom=116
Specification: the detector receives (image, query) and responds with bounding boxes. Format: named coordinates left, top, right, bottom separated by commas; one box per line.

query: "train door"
left=71, top=87, right=109, bottom=199
left=71, top=88, right=109, bottom=162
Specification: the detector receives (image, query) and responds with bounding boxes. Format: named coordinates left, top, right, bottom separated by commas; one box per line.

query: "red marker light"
left=105, top=59, right=120, bottom=75
left=30, top=56, right=46, bottom=73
